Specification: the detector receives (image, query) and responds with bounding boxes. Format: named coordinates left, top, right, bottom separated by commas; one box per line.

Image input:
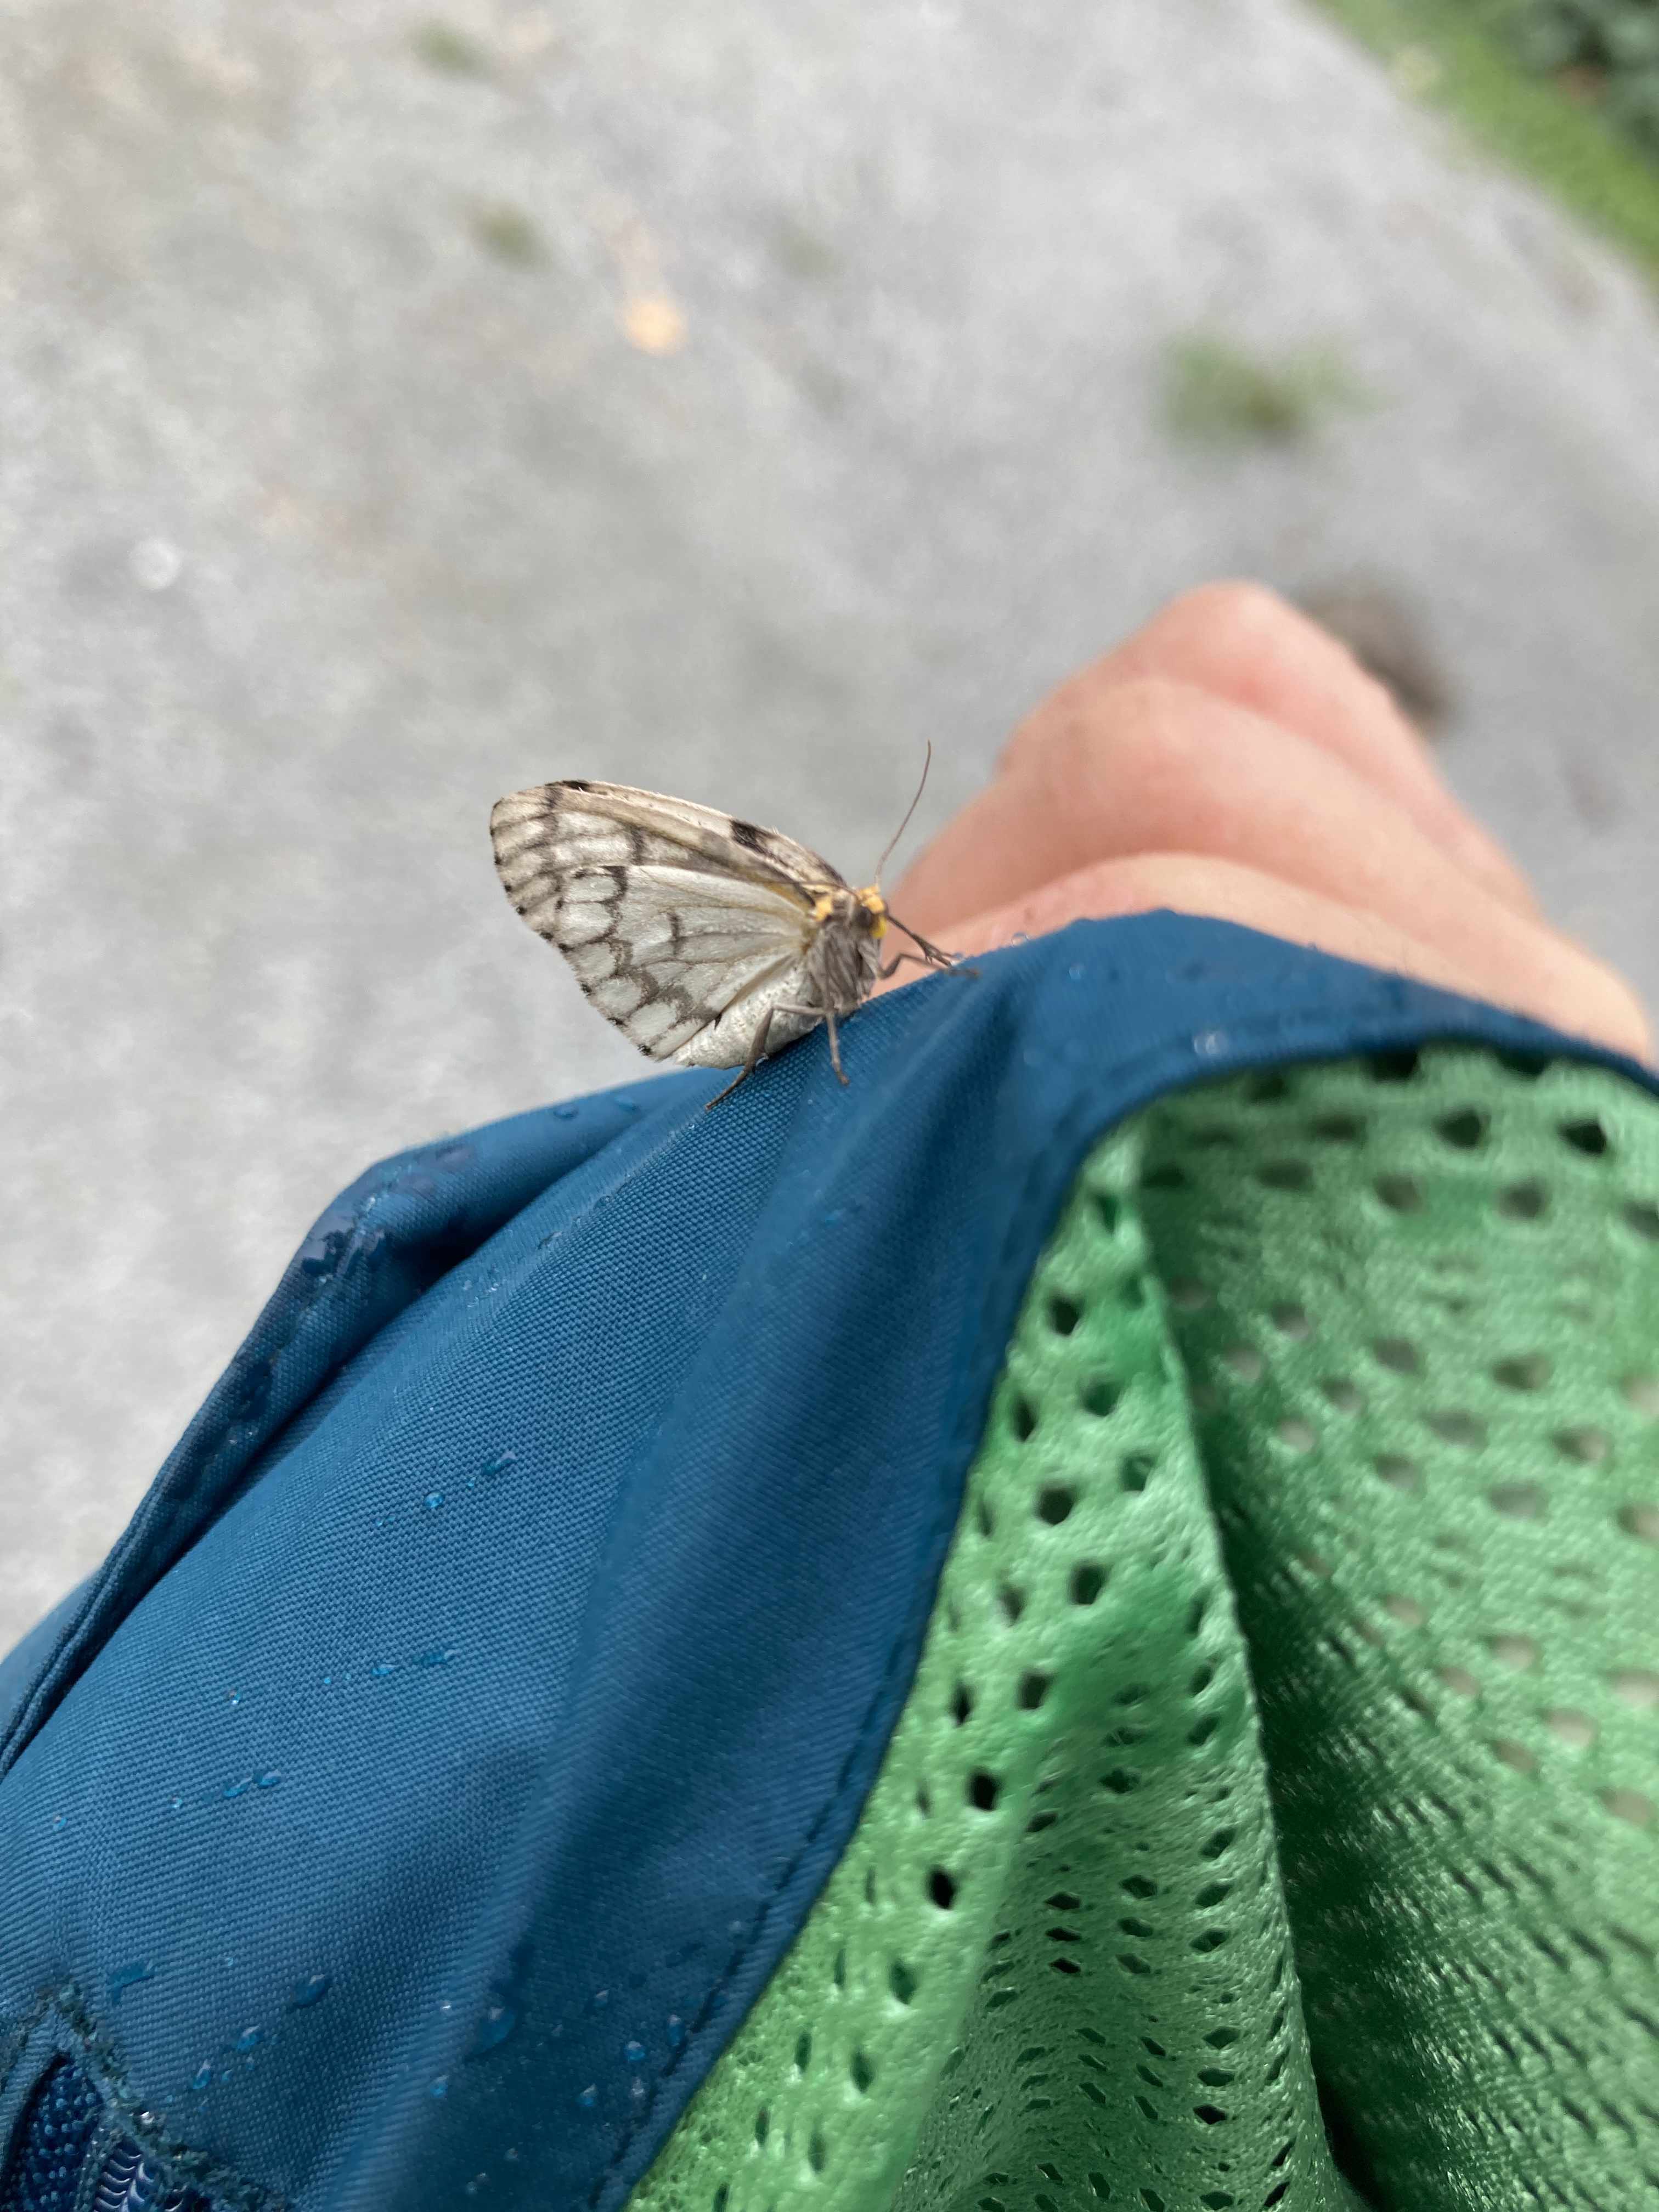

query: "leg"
left=704, top=1000, right=838, bottom=1107
left=776, top=998, right=847, bottom=1085
left=885, top=912, right=960, bottom=967
left=878, top=950, right=937, bottom=980
left=704, top=1005, right=776, bottom=1110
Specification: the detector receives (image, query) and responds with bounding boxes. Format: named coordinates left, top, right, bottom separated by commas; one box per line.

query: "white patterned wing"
left=491, top=780, right=843, bottom=896
left=490, top=783, right=828, bottom=1065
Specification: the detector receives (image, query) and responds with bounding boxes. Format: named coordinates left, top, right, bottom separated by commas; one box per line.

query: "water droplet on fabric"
left=109, top=1961, right=155, bottom=2004
left=469, top=2000, right=518, bottom=2057
left=428, top=2075, right=449, bottom=2098
left=481, top=1451, right=517, bottom=1483
left=223, top=1776, right=251, bottom=1799
left=614, top=1096, right=639, bottom=1114
left=554, top=1103, right=579, bottom=1120
left=257, top=1770, right=282, bottom=1790
left=424, top=1492, right=444, bottom=1513
left=623, top=2039, right=646, bottom=2064
left=1067, top=963, right=1085, bottom=981
left=372, top=1662, right=395, bottom=1678
left=666, top=2015, right=686, bottom=2049
left=417, top=1647, right=458, bottom=1669
left=578, top=2085, right=597, bottom=2109
left=226, top=1690, right=242, bottom=1708
left=49, top=1813, right=67, bottom=1833
left=289, top=1974, right=331, bottom=2009
left=190, top=2064, right=213, bottom=2092
left=1194, top=1030, right=1228, bottom=1057
left=236, top=2026, right=263, bottom=2053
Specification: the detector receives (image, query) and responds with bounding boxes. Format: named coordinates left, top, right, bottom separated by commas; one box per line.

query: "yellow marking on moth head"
left=856, top=885, right=889, bottom=938
left=812, top=891, right=836, bottom=923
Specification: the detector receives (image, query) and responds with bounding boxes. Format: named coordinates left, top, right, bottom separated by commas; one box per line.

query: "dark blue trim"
left=0, top=2056, right=212, bottom=2212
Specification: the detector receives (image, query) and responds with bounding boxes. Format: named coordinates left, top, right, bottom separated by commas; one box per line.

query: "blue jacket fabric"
left=1, top=915, right=1647, bottom=2212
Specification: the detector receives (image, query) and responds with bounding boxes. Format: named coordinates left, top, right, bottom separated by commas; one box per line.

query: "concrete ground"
left=3, top=0, right=1658, bottom=1651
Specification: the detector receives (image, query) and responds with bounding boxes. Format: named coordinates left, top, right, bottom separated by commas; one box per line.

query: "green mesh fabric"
left=628, top=1046, right=1659, bottom=2212
left=1138, top=1046, right=1659, bottom=2208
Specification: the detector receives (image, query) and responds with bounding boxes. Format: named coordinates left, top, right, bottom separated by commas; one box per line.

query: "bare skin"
left=880, top=582, right=1651, bottom=1064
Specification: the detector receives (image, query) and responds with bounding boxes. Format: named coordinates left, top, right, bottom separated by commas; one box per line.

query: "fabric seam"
left=0, top=1983, right=287, bottom=2212
left=594, top=1000, right=1657, bottom=2209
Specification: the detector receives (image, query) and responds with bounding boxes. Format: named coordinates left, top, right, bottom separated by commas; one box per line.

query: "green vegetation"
left=1313, top=0, right=1659, bottom=275
left=1161, top=334, right=1369, bottom=449
left=1510, top=0, right=1659, bottom=153
left=469, top=202, right=544, bottom=268
left=411, top=21, right=490, bottom=76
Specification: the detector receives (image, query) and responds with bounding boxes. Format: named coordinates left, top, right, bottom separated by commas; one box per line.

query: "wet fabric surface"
left=1, top=915, right=1650, bottom=2212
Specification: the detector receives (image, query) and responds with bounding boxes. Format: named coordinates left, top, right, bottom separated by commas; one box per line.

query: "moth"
left=489, top=765, right=955, bottom=1102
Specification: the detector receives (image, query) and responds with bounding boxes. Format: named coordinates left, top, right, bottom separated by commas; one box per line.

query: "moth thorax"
left=812, top=885, right=887, bottom=938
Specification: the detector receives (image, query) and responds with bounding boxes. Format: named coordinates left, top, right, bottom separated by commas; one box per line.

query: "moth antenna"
left=870, top=741, right=934, bottom=887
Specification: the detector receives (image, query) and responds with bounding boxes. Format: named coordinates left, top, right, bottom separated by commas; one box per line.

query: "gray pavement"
left=4, top=0, right=1658, bottom=1650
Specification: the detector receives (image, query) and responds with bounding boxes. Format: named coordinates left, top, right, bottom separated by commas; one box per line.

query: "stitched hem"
left=1, top=1983, right=285, bottom=2212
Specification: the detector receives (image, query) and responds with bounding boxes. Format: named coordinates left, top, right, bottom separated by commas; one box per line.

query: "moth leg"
left=884, top=913, right=960, bottom=967
left=774, top=998, right=848, bottom=1085
left=877, top=950, right=938, bottom=981
left=704, top=1006, right=776, bottom=1110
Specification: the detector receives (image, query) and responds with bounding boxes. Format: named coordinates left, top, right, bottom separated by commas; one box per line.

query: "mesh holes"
left=629, top=1046, right=1659, bottom=2212
left=0, top=2059, right=210, bottom=2212
left=631, top=1124, right=1336, bottom=2212
left=1137, top=1045, right=1659, bottom=2211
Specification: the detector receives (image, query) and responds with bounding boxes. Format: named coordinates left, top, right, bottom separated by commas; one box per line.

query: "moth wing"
left=490, top=781, right=843, bottom=902
left=506, top=854, right=819, bottom=1063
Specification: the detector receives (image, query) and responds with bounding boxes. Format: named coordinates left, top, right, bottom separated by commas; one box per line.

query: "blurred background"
left=4, top=0, right=1659, bottom=1650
